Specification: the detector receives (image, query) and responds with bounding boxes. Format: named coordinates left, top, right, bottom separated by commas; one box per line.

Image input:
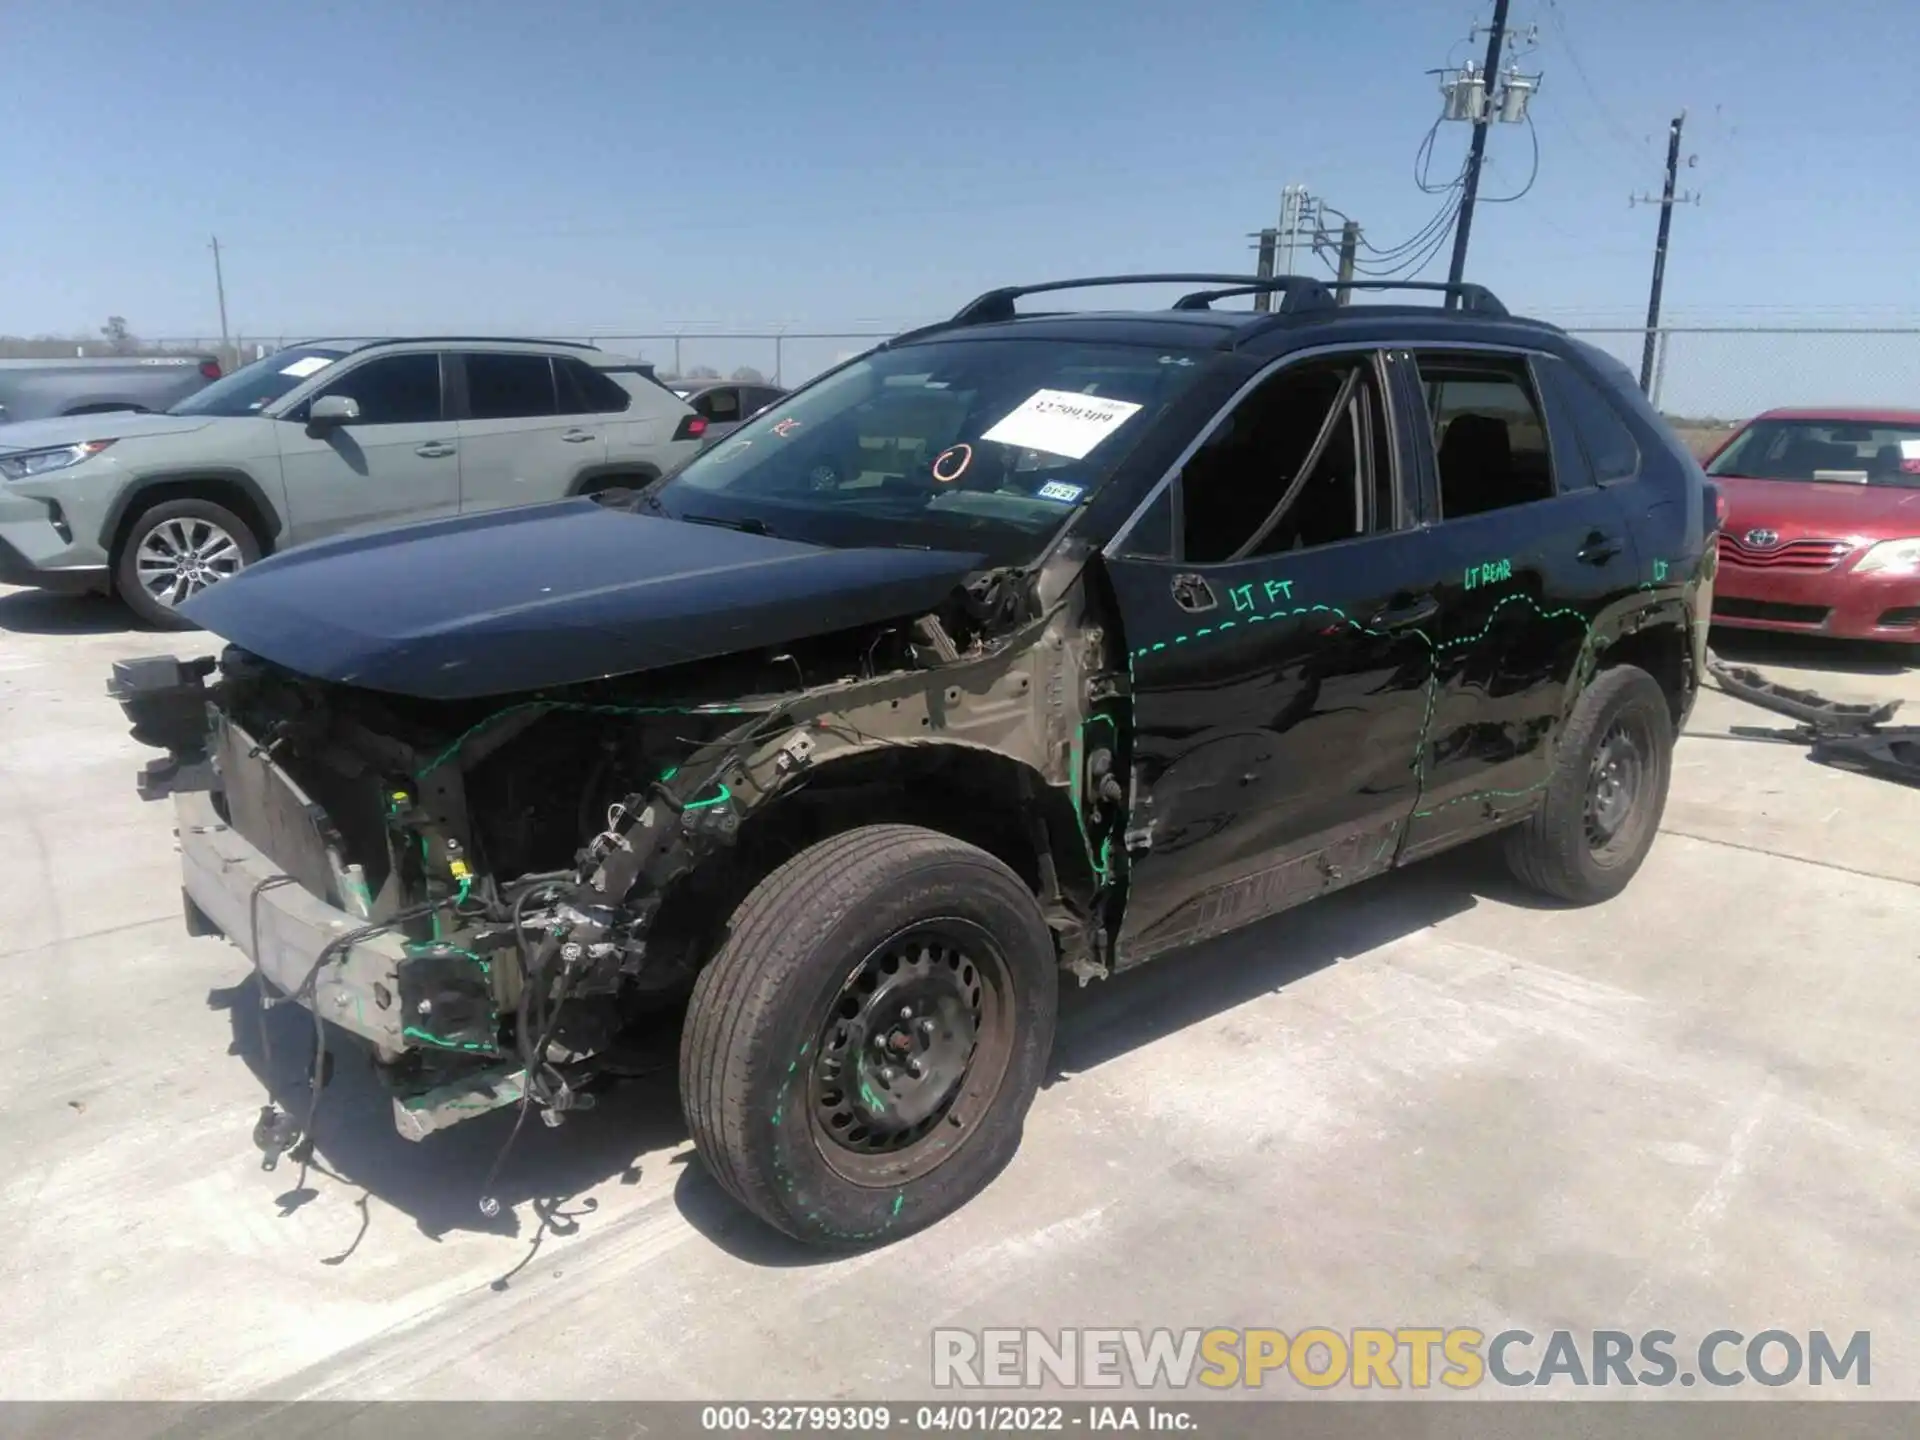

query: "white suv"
left=0, top=337, right=708, bottom=628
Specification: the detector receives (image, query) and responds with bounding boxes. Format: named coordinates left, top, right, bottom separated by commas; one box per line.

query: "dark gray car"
left=668, top=379, right=789, bottom=439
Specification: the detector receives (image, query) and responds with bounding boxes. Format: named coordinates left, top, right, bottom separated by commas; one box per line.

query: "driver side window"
left=1139, top=352, right=1393, bottom=564
left=288, top=353, right=445, bottom=425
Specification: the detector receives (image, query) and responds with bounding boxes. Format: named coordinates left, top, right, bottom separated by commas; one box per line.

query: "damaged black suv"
left=111, top=274, right=1716, bottom=1247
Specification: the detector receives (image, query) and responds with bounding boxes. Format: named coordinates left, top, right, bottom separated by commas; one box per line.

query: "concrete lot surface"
left=2, top=582, right=1917, bottom=1403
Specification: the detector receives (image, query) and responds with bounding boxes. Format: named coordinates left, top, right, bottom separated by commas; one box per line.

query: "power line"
left=1543, top=0, right=1650, bottom=160
left=1479, top=114, right=1541, bottom=203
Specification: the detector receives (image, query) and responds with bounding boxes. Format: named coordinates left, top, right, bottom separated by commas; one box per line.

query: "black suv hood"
left=181, top=500, right=985, bottom=700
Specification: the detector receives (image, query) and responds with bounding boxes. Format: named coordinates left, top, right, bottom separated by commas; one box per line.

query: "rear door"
left=1105, top=347, right=1448, bottom=966
left=274, top=351, right=460, bottom=542
left=452, top=351, right=606, bottom=512
left=1396, top=346, right=1642, bottom=860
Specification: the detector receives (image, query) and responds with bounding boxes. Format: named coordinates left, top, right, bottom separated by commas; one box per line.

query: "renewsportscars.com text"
left=931, top=1327, right=1871, bottom=1390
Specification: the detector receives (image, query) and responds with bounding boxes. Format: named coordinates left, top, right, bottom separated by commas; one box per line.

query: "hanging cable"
left=1413, top=116, right=1469, bottom=196
left=1480, top=114, right=1541, bottom=202
left=1351, top=192, right=1462, bottom=278
left=1357, top=190, right=1462, bottom=264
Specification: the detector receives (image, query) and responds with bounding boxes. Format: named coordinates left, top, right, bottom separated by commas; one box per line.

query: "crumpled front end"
left=107, top=553, right=1129, bottom=1182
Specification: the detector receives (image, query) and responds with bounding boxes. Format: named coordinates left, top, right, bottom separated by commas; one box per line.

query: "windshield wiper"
left=678, top=512, right=775, bottom=537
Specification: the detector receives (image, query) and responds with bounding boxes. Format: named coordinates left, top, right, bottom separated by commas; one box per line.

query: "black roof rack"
left=1170, top=279, right=1335, bottom=311
left=293, top=336, right=604, bottom=352
left=949, top=273, right=1338, bottom=326
left=1321, top=280, right=1509, bottom=317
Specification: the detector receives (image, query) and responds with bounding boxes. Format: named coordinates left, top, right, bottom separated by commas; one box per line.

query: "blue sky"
left=6, top=0, right=1920, bottom=410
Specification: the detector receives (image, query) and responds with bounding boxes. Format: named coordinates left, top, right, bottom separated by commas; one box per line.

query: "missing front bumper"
left=175, top=788, right=530, bottom=1139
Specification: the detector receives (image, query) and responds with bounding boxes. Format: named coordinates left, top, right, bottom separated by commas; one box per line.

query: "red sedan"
left=1702, top=407, right=1920, bottom=652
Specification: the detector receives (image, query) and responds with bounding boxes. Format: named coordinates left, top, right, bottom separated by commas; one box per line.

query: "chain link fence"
left=21, top=326, right=1920, bottom=440
left=1566, top=326, right=1920, bottom=435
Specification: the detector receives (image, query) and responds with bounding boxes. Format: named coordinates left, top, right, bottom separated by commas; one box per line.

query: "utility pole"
left=208, top=235, right=231, bottom=368
left=1252, top=228, right=1279, bottom=313
left=1279, top=184, right=1308, bottom=278
left=1443, top=0, right=1511, bottom=299
left=1335, top=220, right=1360, bottom=304
left=1633, top=112, right=1694, bottom=395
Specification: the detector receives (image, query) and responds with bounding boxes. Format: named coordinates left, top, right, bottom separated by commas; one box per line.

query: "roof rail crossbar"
left=1323, top=280, right=1509, bottom=317
left=1170, top=278, right=1337, bottom=312
left=948, top=273, right=1335, bottom=326
left=294, top=335, right=604, bottom=351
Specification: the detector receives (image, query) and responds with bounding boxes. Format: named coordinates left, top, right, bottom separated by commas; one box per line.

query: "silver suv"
left=0, top=337, right=707, bottom=628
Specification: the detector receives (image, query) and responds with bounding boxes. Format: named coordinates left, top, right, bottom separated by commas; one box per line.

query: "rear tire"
left=114, top=497, right=261, bottom=631
left=680, top=824, right=1058, bottom=1248
left=1502, top=664, right=1674, bottom=904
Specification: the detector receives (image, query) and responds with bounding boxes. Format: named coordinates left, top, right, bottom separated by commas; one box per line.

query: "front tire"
left=680, top=824, right=1058, bottom=1247
left=1502, top=664, right=1674, bottom=904
left=114, top=497, right=261, bottom=630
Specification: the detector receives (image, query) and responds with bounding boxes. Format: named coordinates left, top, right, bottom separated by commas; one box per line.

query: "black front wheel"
left=680, top=824, right=1058, bottom=1247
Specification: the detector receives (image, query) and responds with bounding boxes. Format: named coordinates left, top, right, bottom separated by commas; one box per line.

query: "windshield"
left=651, top=337, right=1210, bottom=562
left=1706, top=417, right=1920, bottom=488
left=167, top=346, right=349, bottom=417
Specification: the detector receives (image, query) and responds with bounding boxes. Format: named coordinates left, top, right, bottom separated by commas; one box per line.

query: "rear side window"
left=556, top=357, right=631, bottom=414
left=695, top=388, right=743, bottom=423
left=465, top=352, right=557, bottom=420
left=1539, top=357, right=1640, bottom=483
left=311, top=353, right=443, bottom=425
left=1413, top=355, right=1555, bottom=518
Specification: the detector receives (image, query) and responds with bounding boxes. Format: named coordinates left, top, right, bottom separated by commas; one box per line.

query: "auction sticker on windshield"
left=983, top=389, right=1144, bottom=460
left=280, top=355, right=335, bottom=378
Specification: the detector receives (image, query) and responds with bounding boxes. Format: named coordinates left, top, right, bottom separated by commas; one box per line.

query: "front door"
left=274, top=351, right=460, bottom=543
left=1107, top=348, right=1448, bottom=966
left=1396, top=348, right=1642, bottom=860
left=454, top=351, right=607, bottom=512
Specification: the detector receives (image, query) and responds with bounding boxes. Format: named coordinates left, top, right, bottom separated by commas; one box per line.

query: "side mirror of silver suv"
left=308, top=394, right=360, bottom=428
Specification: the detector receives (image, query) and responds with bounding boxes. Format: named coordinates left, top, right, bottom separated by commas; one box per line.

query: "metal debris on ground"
left=1705, top=650, right=1920, bottom=789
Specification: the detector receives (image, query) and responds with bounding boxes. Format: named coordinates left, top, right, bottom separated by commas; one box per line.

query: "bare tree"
left=101, top=316, right=136, bottom=354
left=730, top=365, right=768, bottom=384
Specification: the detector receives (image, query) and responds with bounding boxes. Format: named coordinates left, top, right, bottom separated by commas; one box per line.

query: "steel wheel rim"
left=135, top=517, right=245, bottom=607
left=1584, top=715, right=1650, bottom=860
left=806, top=918, right=1015, bottom=1187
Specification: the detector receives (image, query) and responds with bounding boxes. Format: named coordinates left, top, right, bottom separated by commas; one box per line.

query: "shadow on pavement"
left=673, top=851, right=1491, bottom=1264
left=216, top=979, right=685, bottom=1273
left=1709, top=624, right=1913, bottom=678
left=0, top=587, right=137, bottom=636
left=1049, top=850, right=1487, bottom=1079
left=215, top=845, right=1500, bottom=1270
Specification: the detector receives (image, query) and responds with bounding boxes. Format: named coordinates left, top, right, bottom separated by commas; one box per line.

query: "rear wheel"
left=1502, top=664, right=1674, bottom=904
left=679, top=824, right=1058, bottom=1247
left=114, top=497, right=260, bottom=630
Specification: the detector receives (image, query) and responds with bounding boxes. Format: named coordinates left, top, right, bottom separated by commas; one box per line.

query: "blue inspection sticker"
left=1036, top=480, right=1085, bottom=504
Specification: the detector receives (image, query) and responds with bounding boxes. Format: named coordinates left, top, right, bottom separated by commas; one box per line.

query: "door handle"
left=560, top=428, right=596, bottom=443
left=1367, top=594, right=1439, bottom=631
left=415, top=442, right=456, bottom=458
left=1170, top=573, right=1217, bottom=613
left=1578, top=530, right=1623, bottom=564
